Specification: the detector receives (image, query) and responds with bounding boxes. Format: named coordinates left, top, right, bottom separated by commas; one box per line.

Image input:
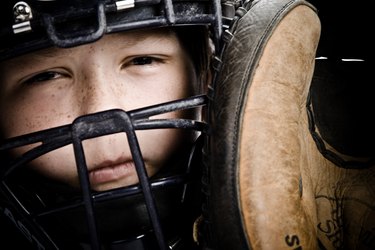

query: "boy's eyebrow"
left=32, top=47, right=72, bottom=60
left=35, top=48, right=60, bottom=58
left=3, top=47, right=62, bottom=67
left=17, top=45, right=85, bottom=67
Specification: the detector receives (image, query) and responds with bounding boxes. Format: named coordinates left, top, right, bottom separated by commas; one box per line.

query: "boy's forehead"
left=3, top=28, right=176, bottom=63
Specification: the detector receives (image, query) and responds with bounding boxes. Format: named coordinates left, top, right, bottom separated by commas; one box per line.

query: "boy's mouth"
left=88, top=160, right=136, bottom=186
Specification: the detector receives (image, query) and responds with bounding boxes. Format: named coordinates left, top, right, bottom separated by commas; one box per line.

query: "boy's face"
left=0, top=28, right=197, bottom=191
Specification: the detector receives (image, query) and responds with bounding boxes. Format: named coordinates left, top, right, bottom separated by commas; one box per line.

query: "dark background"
left=308, top=0, right=375, bottom=159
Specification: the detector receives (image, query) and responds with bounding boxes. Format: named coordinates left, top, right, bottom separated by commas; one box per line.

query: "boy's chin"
left=91, top=178, right=139, bottom=192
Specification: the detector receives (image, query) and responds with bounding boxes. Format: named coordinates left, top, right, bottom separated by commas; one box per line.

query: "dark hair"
left=174, top=25, right=212, bottom=89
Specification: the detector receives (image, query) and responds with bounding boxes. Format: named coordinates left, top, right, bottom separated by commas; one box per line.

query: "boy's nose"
left=76, top=68, right=126, bottom=115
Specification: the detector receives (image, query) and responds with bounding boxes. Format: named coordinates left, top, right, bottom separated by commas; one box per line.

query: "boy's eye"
left=122, top=56, right=165, bottom=70
left=24, top=71, right=64, bottom=84
left=131, top=56, right=155, bottom=65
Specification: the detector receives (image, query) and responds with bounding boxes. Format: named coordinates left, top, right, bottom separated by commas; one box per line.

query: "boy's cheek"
left=1, top=100, right=73, bottom=138
left=0, top=110, right=44, bottom=138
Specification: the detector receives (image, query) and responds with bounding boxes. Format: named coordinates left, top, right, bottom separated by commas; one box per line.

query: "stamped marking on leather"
left=316, top=195, right=344, bottom=249
left=285, top=234, right=302, bottom=249
left=316, top=194, right=375, bottom=249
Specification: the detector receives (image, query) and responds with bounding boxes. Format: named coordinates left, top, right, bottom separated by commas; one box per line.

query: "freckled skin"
left=0, top=29, right=200, bottom=191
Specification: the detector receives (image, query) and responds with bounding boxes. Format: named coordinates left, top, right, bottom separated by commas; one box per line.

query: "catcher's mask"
left=0, top=0, right=224, bottom=249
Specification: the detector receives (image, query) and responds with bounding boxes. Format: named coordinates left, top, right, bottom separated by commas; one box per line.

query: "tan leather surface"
left=239, top=5, right=321, bottom=249
left=314, top=158, right=375, bottom=249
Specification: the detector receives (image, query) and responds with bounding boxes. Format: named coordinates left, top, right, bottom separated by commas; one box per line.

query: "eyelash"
left=132, top=56, right=154, bottom=65
left=23, top=71, right=63, bottom=85
left=125, top=56, right=163, bottom=68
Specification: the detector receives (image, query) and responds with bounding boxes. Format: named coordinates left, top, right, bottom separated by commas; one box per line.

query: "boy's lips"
left=88, top=160, right=135, bottom=185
